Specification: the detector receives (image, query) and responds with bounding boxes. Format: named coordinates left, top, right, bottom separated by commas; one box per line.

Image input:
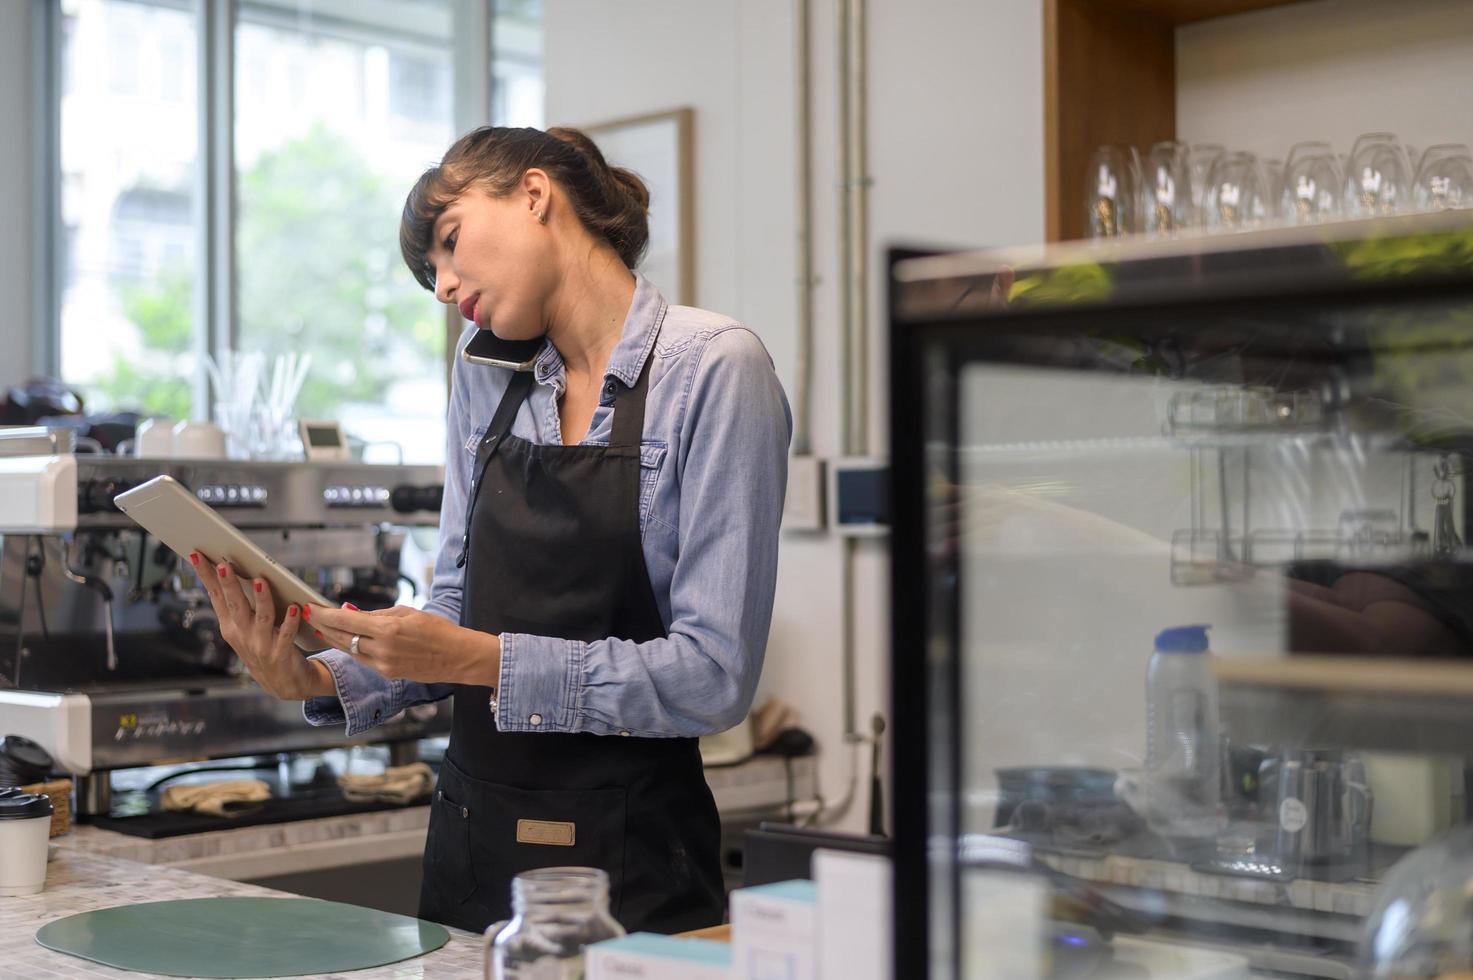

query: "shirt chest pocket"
left=638, top=441, right=668, bottom=533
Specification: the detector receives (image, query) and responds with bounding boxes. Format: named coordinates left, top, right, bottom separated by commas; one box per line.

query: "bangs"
left=399, top=164, right=465, bottom=292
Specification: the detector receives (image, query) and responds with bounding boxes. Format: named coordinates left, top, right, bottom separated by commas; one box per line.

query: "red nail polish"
left=315, top=629, right=323, bottom=638
left=302, top=606, right=311, bottom=621
left=189, top=552, right=199, bottom=566
left=344, top=602, right=359, bottom=611
left=254, top=580, right=263, bottom=594
left=287, top=606, right=298, bottom=618
left=217, top=564, right=228, bottom=577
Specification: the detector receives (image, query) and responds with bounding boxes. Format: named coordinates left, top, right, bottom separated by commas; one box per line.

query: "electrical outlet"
left=783, top=455, right=826, bottom=532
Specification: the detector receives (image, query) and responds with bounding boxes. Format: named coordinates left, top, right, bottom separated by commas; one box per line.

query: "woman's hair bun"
left=546, top=127, right=651, bottom=268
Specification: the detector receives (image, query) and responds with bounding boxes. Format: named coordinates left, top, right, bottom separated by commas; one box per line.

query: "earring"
left=534, top=210, right=545, bottom=223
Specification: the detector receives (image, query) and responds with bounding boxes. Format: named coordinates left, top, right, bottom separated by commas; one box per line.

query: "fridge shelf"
left=1169, top=527, right=1431, bottom=585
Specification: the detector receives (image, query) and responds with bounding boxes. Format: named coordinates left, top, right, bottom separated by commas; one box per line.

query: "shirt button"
left=436, top=790, right=443, bottom=801
left=529, top=713, right=543, bottom=726
left=619, top=730, right=631, bottom=737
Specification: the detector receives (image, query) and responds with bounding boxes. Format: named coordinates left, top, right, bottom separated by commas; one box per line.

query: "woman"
left=192, top=125, right=791, bottom=934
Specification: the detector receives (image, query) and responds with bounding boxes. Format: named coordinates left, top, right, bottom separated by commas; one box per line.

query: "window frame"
left=35, top=0, right=495, bottom=419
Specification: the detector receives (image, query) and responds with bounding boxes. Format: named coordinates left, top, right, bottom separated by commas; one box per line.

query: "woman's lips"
left=458, top=295, right=479, bottom=323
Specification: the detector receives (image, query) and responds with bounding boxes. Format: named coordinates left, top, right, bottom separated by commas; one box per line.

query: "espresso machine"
left=0, top=428, right=450, bottom=820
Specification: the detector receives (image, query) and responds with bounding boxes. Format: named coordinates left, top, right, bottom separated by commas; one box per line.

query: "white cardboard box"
left=586, top=931, right=732, bottom=980
left=815, top=849, right=891, bottom=980
left=731, top=878, right=818, bottom=980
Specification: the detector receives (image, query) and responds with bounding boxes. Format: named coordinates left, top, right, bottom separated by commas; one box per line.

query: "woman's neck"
left=543, top=246, right=636, bottom=381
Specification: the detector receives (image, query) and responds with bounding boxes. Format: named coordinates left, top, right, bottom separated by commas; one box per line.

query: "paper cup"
left=0, top=791, right=54, bottom=896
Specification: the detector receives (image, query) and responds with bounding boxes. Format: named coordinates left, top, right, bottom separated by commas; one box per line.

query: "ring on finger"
left=350, top=634, right=361, bottom=656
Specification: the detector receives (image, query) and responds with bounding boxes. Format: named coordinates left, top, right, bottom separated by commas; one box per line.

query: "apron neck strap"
left=489, top=370, right=534, bottom=440
left=610, top=352, right=653, bottom=448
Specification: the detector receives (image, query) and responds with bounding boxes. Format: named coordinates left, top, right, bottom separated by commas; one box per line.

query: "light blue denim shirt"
left=303, top=274, right=792, bottom=738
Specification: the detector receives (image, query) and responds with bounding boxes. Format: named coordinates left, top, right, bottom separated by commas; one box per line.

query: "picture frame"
left=582, top=106, right=695, bottom=306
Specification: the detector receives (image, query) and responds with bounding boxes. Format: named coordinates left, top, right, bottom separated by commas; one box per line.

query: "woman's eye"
left=443, top=232, right=458, bottom=252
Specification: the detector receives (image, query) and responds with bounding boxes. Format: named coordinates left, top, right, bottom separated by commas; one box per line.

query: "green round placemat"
left=35, top=896, right=452, bottom=978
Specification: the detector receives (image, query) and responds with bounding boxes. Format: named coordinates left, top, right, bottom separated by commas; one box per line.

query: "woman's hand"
left=190, top=553, right=335, bottom=700
left=303, top=603, right=501, bottom=687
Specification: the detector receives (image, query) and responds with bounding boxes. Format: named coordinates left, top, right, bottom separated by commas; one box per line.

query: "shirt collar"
left=532, top=273, right=666, bottom=390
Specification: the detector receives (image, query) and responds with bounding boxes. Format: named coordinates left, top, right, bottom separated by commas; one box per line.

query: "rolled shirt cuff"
left=494, top=632, right=583, bottom=733
left=300, top=649, right=402, bottom=737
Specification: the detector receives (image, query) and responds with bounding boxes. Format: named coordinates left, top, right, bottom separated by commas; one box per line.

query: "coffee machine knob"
left=80, top=478, right=133, bottom=514
left=391, top=484, right=443, bottom=514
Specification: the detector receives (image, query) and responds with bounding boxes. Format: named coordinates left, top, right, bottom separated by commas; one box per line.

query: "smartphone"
left=461, top=329, right=544, bottom=372
left=113, top=475, right=333, bottom=652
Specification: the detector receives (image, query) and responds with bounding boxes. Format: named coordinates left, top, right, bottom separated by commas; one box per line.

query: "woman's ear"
left=523, top=168, right=551, bottom=222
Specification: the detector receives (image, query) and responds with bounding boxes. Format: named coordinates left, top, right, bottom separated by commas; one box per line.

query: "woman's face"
left=428, top=175, right=554, bottom=341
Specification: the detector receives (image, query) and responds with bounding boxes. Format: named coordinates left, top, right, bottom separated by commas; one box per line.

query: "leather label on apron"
left=517, top=819, right=577, bottom=846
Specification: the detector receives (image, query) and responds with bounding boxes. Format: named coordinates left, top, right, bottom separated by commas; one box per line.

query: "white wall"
left=1177, top=0, right=1473, bottom=160
left=545, top=0, right=1044, bottom=832
left=0, top=0, right=35, bottom=389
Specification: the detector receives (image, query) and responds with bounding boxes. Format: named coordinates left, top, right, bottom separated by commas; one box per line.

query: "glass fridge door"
left=890, top=215, right=1473, bottom=980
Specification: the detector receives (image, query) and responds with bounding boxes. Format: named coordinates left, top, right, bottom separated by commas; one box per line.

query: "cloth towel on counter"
left=337, top=762, right=434, bottom=804
left=160, top=780, right=271, bottom=817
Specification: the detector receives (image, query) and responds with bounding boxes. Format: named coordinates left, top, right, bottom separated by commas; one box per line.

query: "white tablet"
left=113, top=475, right=332, bottom=652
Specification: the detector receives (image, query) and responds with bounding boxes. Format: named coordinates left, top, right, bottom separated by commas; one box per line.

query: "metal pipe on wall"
left=847, top=0, right=870, bottom=457
left=835, top=0, right=854, bottom=460
left=838, top=0, right=871, bottom=745
left=793, top=0, right=815, bottom=456
left=819, top=0, right=872, bottom=828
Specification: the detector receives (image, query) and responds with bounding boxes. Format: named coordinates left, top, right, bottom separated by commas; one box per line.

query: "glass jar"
left=1357, top=824, right=1473, bottom=978
left=483, top=867, right=624, bottom=980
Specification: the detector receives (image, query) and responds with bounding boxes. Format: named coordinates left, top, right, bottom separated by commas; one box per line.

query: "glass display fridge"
left=888, top=213, right=1473, bottom=980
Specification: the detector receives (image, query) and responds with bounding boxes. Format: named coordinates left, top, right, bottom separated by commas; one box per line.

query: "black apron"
left=417, top=337, right=726, bottom=935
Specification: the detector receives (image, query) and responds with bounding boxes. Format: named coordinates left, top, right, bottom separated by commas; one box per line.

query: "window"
left=235, top=0, right=458, bottom=463
left=58, top=0, right=198, bottom=421
left=47, top=0, right=546, bottom=465
left=493, top=0, right=544, bottom=127
left=389, top=51, right=450, bottom=123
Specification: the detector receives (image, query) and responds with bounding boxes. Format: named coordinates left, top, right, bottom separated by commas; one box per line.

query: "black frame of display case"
left=887, top=217, right=1473, bottom=980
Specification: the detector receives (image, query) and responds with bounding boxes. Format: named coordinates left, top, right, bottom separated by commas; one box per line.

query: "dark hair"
left=399, top=126, right=651, bottom=290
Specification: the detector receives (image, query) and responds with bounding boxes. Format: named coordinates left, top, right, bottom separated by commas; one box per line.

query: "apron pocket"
left=445, top=756, right=629, bottom=921
left=424, top=775, right=478, bottom=907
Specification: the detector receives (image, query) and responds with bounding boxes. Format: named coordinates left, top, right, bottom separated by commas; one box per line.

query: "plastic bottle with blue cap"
left=1145, top=624, right=1223, bottom=840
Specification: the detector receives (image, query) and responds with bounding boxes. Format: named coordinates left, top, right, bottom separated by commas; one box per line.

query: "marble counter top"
left=2, top=848, right=485, bottom=979
left=2, top=754, right=813, bottom=977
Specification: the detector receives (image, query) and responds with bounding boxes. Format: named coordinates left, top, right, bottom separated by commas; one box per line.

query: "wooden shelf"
left=1100, top=0, right=1311, bottom=25
left=1215, top=656, right=1473, bottom=754
left=1214, top=655, right=1473, bottom=697
left=1044, top=0, right=1318, bottom=242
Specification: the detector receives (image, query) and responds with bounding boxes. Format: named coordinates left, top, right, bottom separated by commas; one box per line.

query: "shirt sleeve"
left=301, top=326, right=477, bottom=735
left=494, top=326, right=792, bottom=737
